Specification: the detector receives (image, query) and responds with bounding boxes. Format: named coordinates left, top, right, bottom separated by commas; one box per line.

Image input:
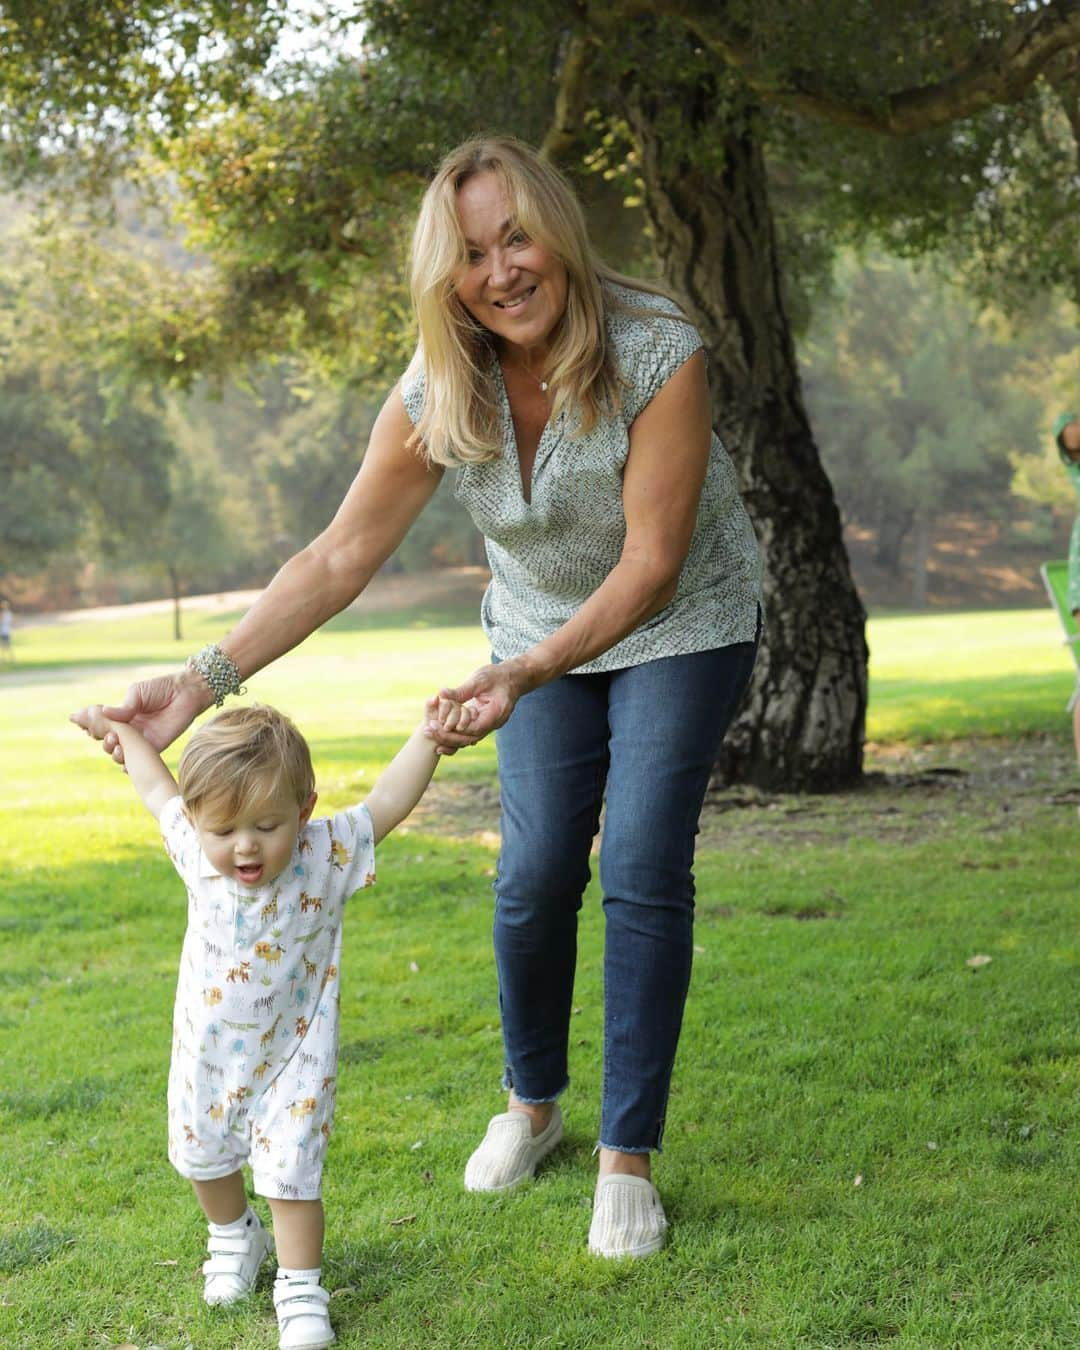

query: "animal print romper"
left=159, top=796, right=376, bottom=1200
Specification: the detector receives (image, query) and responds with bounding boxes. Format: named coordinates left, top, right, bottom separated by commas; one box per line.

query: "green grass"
left=1, top=604, right=1078, bottom=1348
left=867, top=608, right=1076, bottom=742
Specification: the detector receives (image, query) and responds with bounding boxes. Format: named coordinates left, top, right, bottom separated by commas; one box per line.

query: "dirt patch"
left=415, top=734, right=1079, bottom=852
left=845, top=515, right=1058, bottom=611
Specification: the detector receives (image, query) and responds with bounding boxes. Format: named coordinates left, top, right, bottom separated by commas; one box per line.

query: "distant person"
left=0, top=601, right=12, bottom=665
left=97, top=135, right=762, bottom=1258
left=70, top=698, right=469, bottom=1349
left=1053, top=411, right=1080, bottom=764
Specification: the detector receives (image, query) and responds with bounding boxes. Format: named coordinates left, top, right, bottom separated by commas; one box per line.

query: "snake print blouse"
left=400, top=284, right=762, bottom=672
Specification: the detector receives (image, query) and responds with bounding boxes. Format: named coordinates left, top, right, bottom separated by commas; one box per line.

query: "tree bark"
left=627, top=98, right=868, bottom=789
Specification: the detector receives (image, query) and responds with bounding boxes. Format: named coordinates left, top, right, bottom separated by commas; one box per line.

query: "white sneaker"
left=587, top=1173, right=668, bottom=1258
left=274, top=1279, right=335, bottom=1350
left=464, top=1104, right=563, bottom=1192
left=202, top=1212, right=274, bottom=1305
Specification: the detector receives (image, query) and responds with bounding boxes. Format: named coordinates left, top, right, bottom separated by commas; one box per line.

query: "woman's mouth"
left=494, top=286, right=537, bottom=312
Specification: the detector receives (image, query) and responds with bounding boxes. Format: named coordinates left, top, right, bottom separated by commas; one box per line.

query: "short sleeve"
left=620, top=307, right=704, bottom=426
left=314, top=803, right=377, bottom=904
left=399, top=361, right=426, bottom=428
left=159, top=795, right=202, bottom=890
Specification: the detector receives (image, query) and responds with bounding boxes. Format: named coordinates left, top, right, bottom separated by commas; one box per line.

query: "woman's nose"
left=489, top=246, right=517, bottom=289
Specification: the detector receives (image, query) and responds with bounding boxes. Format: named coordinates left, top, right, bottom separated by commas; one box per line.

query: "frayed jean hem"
left=593, top=1141, right=658, bottom=1156
left=500, top=1067, right=569, bottom=1104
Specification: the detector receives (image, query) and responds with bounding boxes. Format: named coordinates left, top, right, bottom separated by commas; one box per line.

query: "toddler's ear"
left=298, top=791, right=318, bottom=828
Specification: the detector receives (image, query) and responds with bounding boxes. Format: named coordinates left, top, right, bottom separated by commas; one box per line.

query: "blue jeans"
left=493, top=635, right=758, bottom=1152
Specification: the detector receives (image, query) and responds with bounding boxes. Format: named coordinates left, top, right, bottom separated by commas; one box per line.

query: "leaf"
left=965, top=953, right=992, bottom=969
left=409, top=961, right=419, bottom=973
left=853, top=1173, right=864, bottom=1187
left=389, top=1213, right=416, bottom=1227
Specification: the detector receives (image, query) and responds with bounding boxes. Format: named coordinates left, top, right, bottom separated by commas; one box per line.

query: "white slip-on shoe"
left=587, top=1173, right=668, bottom=1258
left=202, top=1212, right=274, bottom=1305
left=274, top=1278, right=335, bottom=1350
left=464, top=1103, right=564, bottom=1192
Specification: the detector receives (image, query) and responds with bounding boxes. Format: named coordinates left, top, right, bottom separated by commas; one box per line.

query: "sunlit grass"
left=1, top=600, right=1078, bottom=1346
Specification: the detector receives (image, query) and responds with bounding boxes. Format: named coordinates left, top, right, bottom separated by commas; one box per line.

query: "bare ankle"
left=507, top=1095, right=554, bottom=1136
left=597, top=1148, right=651, bottom=1181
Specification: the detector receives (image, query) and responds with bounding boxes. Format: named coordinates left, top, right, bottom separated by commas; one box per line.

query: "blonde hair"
left=407, top=135, right=679, bottom=467
left=178, top=705, right=315, bottom=822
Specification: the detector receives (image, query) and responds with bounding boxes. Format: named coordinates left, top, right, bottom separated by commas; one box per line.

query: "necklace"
left=504, top=357, right=549, bottom=393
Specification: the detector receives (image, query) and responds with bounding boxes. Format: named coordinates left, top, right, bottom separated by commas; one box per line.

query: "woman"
left=103, top=136, right=762, bottom=1258
left=1053, top=411, right=1080, bottom=763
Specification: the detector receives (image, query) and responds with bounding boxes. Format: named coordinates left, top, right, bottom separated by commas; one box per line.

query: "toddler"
left=70, top=699, right=470, bottom=1349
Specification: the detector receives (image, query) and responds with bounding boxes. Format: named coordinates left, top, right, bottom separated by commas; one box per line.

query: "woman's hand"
left=423, top=660, right=530, bottom=754
left=99, top=670, right=213, bottom=763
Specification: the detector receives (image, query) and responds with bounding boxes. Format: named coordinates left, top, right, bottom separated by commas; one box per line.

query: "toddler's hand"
left=424, top=695, right=477, bottom=738
left=70, top=704, right=111, bottom=740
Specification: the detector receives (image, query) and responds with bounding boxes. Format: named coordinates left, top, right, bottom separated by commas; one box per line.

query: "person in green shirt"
left=1053, top=411, right=1080, bottom=763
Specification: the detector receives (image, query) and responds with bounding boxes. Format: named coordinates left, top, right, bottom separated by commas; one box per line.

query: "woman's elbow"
left=622, top=547, right=684, bottom=611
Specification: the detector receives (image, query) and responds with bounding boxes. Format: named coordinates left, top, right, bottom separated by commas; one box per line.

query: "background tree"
left=2, top=0, right=1078, bottom=787
left=136, top=451, right=233, bottom=640
left=801, top=254, right=1046, bottom=606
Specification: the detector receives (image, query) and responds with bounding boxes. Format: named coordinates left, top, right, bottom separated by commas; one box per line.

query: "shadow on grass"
left=0, top=1222, right=76, bottom=1274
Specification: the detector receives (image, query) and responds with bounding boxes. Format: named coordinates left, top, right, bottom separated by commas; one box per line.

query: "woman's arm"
left=104, top=390, right=443, bottom=756
left=427, top=351, right=712, bottom=749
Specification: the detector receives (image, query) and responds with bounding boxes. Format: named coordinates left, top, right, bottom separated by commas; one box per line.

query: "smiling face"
left=453, top=170, right=569, bottom=364
left=192, top=781, right=317, bottom=889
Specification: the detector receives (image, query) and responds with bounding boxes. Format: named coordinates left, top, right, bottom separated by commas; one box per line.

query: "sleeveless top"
left=400, top=283, right=762, bottom=673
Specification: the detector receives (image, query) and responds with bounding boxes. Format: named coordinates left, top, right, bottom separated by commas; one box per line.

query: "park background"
left=2, top=2, right=1080, bottom=1346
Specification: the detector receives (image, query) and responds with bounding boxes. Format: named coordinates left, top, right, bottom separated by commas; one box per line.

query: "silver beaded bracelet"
left=187, top=643, right=246, bottom=707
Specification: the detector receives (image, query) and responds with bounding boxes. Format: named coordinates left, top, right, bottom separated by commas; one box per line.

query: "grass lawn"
left=1, top=601, right=1077, bottom=1348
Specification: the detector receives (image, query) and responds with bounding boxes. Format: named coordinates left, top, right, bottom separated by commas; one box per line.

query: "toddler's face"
left=192, top=782, right=316, bottom=888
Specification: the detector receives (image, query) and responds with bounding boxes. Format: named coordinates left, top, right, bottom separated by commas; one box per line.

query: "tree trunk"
left=628, top=99, right=868, bottom=789
left=910, top=510, right=931, bottom=607
left=874, top=506, right=913, bottom=575
left=169, top=565, right=183, bottom=641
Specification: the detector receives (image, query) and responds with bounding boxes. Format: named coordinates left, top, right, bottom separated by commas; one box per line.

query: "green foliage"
left=0, top=0, right=286, bottom=186
left=801, top=253, right=1053, bottom=578
left=0, top=347, right=173, bottom=581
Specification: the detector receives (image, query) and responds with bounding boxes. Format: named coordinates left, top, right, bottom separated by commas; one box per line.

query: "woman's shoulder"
left=603, top=280, right=687, bottom=328
left=604, top=282, right=700, bottom=356
left=603, top=281, right=704, bottom=416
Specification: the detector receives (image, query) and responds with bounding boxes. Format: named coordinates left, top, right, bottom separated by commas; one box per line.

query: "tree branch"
left=628, top=0, right=1080, bottom=136
left=1045, top=48, right=1080, bottom=169
left=540, top=27, right=593, bottom=163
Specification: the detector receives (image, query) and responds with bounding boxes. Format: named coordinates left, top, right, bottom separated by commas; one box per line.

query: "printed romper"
left=159, top=796, right=376, bottom=1200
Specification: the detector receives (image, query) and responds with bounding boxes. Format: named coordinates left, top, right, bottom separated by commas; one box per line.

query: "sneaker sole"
left=588, top=1231, right=667, bottom=1259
